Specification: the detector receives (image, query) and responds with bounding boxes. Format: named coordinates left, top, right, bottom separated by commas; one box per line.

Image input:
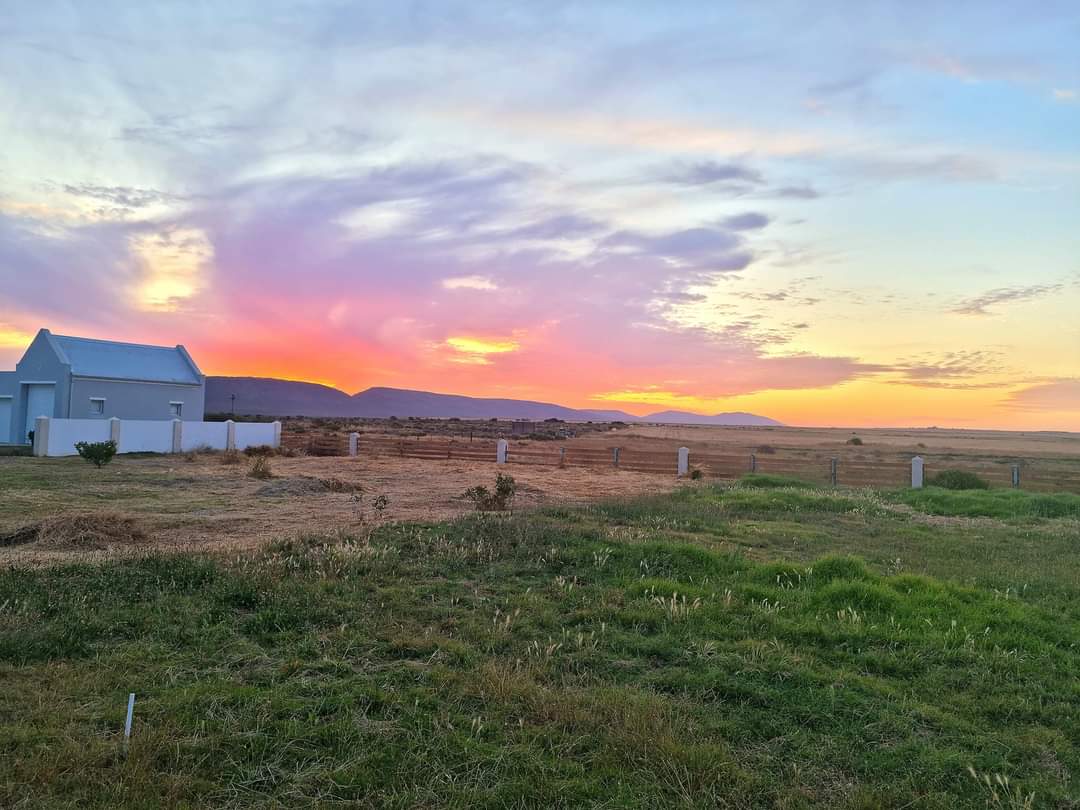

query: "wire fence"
left=280, top=430, right=1080, bottom=493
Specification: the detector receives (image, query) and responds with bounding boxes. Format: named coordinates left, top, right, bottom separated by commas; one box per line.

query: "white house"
left=0, top=329, right=206, bottom=445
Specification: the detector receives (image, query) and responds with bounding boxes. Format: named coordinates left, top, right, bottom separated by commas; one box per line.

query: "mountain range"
left=205, top=377, right=782, bottom=426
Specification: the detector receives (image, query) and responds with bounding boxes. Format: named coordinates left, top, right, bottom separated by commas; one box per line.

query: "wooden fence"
left=280, top=430, right=1080, bottom=493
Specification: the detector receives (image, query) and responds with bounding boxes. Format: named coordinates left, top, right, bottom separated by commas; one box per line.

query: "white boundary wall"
left=181, top=421, right=229, bottom=452
left=118, top=420, right=175, bottom=454
left=33, top=417, right=280, bottom=457
left=45, top=418, right=111, bottom=456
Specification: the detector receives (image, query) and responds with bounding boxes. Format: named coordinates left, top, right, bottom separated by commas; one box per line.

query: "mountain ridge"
left=205, top=376, right=782, bottom=425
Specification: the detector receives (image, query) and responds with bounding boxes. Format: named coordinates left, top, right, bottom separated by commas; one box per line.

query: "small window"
left=89, top=398, right=105, bottom=416
left=169, top=401, right=183, bottom=418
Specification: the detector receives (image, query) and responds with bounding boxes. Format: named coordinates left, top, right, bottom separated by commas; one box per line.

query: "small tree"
left=464, top=473, right=517, bottom=511
left=75, top=440, right=117, bottom=468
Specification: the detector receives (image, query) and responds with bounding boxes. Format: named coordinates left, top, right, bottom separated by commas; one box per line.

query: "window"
left=169, top=401, right=183, bottom=418
left=89, top=398, right=105, bottom=416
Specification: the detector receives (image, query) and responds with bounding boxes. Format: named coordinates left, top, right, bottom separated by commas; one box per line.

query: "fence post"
left=750, top=453, right=757, bottom=473
left=612, top=447, right=621, bottom=468
left=171, top=419, right=183, bottom=454
left=225, top=420, right=236, bottom=451
left=559, top=447, right=566, bottom=468
left=830, top=457, right=838, bottom=486
left=33, top=415, right=49, bottom=457
left=272, top=421, right=282, bottom=449
left=677, top=447, right=689, bottom=477
left=109, top=417, right=121, bottom=449
left=349, top=432, right=359, bottom=457
left=497, top=439, right=508, bottom=464
left=1011, top=463, right=1020, bottom=488
left=911, top=456, right=924, bottom=489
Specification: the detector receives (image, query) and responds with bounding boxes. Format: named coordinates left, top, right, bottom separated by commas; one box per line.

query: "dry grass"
left=0, top=454, right=682, bottom=565
left=0, top=512, right=149, bottom=550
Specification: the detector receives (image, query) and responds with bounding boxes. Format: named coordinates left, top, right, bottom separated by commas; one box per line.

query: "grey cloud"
left=721, top=212, right=770, bottom=231
left=951, top=283, right=1063, bottom=316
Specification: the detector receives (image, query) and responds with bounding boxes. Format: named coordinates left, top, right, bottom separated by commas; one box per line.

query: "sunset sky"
left=1, top=2, right=1078, bottom=429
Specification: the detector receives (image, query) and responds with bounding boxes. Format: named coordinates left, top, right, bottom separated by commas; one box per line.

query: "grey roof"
left=48, top=332, right=203, bottom=385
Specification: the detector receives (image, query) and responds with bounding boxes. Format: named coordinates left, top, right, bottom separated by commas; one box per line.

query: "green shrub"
left=464, top=473, right=517, bottom=511
left=846, top=436, right=863, bottom=445
left=74, top=440, right=117, bottom=468
left=737, top=473, right=813, bottom=489
left=690, top=468, right=703, bottom=480
left=926, top=469, right=989, bottom=490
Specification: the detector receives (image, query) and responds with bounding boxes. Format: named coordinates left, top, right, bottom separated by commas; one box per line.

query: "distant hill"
left=206, top=378, right=634, bottom=421
left=205, top=377, right=781, bottom=425
left=641, top=410, right=784, bottom=427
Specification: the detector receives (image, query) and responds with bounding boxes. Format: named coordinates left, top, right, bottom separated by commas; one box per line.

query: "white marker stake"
left=124, top=693, right=135, bottom=753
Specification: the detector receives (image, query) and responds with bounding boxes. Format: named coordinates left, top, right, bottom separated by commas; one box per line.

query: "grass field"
left=2, top=458, right=1079, bottom=808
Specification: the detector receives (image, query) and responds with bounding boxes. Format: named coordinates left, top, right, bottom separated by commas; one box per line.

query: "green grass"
left=887, top=486, right=1080, bottom=519
left=2, top=481, right=1079, bottom=807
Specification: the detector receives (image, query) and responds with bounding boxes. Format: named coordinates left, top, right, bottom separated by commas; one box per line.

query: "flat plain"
left=1, top=428, right=1079, bottom=808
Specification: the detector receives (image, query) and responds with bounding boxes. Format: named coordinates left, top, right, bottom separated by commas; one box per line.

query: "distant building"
left=510, top=420, right=537, bottom=436
left=0, top=329, right=205, bottom=444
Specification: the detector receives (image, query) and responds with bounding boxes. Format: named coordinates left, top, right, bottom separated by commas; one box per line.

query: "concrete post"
left=497, top=439, right=508, bottom=464
left=108, top=416, right=121, bottom=446
left=171, top=419, right=183, bottom=454
left=830, top=457, right=838, bottom=486
left=612, top=447, right=621, bottom=468
left=1011, top=463, right=1020, bottom=488
left=750, top=453, right=757, bottom=473
left=225, top=420, right=236, bottom=451
left=272, top=421, right=282, bottom=449
left=349, top=432, right=359, bottom=456
left=677, top=447, right=689, bottom=477
left=911, top=456, right=924, bottom=489
left=33, top=415, right=49, bottom=457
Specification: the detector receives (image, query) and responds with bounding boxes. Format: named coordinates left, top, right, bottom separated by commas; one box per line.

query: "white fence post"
left=33, top=416, right=49, bottom=457
left=225, top=420, right=236, bottom=451
left=109, top=417, right=121, bottom=448
left=171, top=419, right=183, bottom=453
left=612, top=447, right=621, bottom=468
left=349, top=432, right=359, bottom=456
left=677, top=447, right=689, bottom=477
left=1011, top=463, right=1020, bottom=488
left=911, top=456, right=924, bottom=489
left=272, top=421, right=282, bottom=449
left=497, top=439, right=508, bottom=464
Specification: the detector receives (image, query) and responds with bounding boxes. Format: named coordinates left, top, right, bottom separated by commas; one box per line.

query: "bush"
left=74, top=440, right=117, bottom=468
left=248, top=456, right=273, bottom=479
left=220, top=450, right=242, bottom=465
left=846, top=436, right=863, bottom=445
left=926, top=469, right=989, bottom=490
left=243, top=445, right=276, bottom=457
left=690, top=468, right=704, bottom=480
left=464, top=473, right=517, bottom=511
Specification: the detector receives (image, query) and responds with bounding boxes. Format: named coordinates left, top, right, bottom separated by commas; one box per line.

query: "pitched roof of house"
left=46, top=331, right=203, bottom=385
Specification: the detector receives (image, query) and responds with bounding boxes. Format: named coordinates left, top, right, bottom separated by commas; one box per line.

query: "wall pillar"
left=911, top=456, right=924, bottom=489
left=677, top=447, right=689, bottom=477
left=496, top=439, right=508, bottom=464
left=272, top=421, right=282, bottom=449
left=33, top=416, right=49, bottom=457
left=109, top=417, right=121, bottom=448
left=171, top=419, right=183, bottom=453
left=225, top=419, right=236, bottom=451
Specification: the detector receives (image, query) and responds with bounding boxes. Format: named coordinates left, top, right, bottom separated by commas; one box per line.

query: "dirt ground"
left=0, top=454, right=680, bottom=565
left=607, top=424, right=1080, bottom=458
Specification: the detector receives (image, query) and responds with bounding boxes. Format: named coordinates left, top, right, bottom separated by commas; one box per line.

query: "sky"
left=1, top=1, right=1079, bottom=429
